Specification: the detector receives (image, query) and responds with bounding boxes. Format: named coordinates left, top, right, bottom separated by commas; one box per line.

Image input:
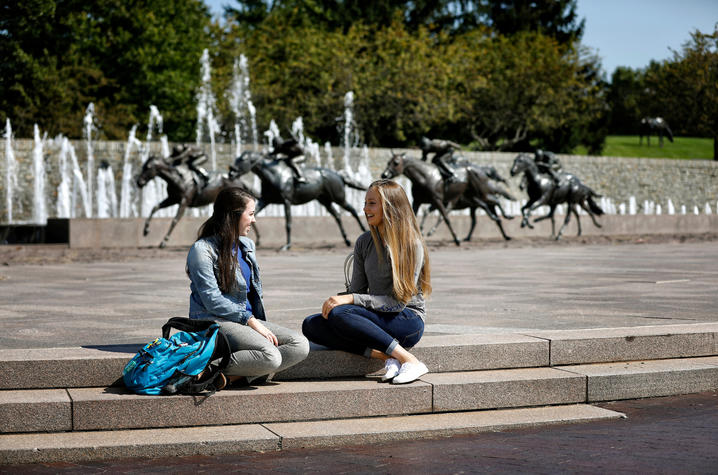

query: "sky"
left=204, top=0, right=718, bottom=77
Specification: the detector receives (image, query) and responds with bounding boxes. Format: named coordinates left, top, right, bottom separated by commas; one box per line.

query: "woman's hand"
left=247, top=317, right=278, bottom=346
left=321, top=294, right=354, bottom=319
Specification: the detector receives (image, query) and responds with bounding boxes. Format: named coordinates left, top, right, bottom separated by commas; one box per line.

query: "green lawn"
left=573, top=136, right=714, bottom=159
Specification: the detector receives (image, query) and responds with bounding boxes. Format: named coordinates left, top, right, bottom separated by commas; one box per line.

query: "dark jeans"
left=302, top=304, right=424, bottom=357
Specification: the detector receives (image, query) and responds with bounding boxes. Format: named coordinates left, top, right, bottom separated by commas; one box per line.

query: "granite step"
left=0, top=404, right=626, bottom=465
left=2, top=356, right=717, bottom=434
left=2, top=323, right=717, bottom=390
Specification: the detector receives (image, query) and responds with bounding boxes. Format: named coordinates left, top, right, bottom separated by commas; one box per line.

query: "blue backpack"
left=123, top=317, right=231, bottom=395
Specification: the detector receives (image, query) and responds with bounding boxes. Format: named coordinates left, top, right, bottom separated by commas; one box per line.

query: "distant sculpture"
left=169, top=144, right=209, bottom=184
left=229, top=151, right=367, bottom=251
left=510, top=153, right=604, bottom=240
left=639, top=117, right=674, bottom=147
left=420, top=137, right=462, bottom=182
left=135, top=155, right=257, bottom=248
left=381, top=151, right=514, bottom=242
left=269, top=137, right=307, bottom=183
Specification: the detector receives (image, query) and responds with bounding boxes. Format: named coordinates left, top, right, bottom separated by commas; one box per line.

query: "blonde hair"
left=368, top=179, right=431, bottom=303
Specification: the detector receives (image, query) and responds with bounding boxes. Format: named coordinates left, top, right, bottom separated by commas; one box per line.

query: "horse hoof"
left=143, top=229, right=150, bottom=237
left=454, top=240, right=461, bottom=246
left=344, top=239, right=351, bottom=247
left=159, top=242, right=167, bottom=249
left=280, top=244, right=291, bottom=252
left=504, top=236, right=512, bottom=241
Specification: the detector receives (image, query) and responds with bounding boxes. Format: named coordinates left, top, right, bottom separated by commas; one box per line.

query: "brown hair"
left=197, top=187, right=256, bottom=294
left=367, top=179, right=431, bottom=303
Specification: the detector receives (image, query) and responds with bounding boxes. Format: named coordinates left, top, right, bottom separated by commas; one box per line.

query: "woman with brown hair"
left=187, top=187, right=309, bottom=387
left=302, top=179, right=431, bottom=384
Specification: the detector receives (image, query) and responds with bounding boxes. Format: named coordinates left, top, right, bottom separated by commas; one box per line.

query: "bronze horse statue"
left=135, top=154, right=257, bottom=248
left=381, top=152, right=513, bottom=243
left=510, top=153, right=604, bottom=240
left=230, top=151, right=367, bottom=250
left=639, top=117, right=674, bottom=147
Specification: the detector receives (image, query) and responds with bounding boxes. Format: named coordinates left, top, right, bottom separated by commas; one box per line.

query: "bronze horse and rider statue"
left=229, top=137, right=367, bottom=251
left=381, top=141, right=515, bottom=243
left=510, top=151, right=604, bottom=240
left=135, top=144, right=258, bottom=248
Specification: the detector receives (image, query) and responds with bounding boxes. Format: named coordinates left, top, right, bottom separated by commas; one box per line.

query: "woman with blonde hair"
left=302, top=179, right=431, bottom=384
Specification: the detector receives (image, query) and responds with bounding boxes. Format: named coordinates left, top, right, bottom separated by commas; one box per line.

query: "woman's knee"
left=302, top=313, right=323, bottom=339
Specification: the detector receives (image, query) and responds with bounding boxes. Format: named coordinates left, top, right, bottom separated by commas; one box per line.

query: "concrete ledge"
left=274, top=333, right=548, bottom=380
left=527, top=323, right=718, bottom=365
left=559, top=356, right=718, bottom=401
left=0, top=424, right=278, bottom=465
left=0, top=346, right=139, bottom=390
left=424, top=368, right=586, bottom=412
left=69, top=379, right=433, bottom=431
left=2, top=324, right=716, bottom=389
left=40, top=214, right=718, bottom=248
left=0, top=405, right=624, bottom=465
left=268, top=404, right=625, bottom=450
left=0, top=389, right=71, bottom=433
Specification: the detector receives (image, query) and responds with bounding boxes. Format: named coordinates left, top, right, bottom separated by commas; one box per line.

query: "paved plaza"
left=1, top=239, right=717, bottom=349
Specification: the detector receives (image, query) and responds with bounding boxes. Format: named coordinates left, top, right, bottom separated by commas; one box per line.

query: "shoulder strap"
left=162, top=317, right=215, bottom=339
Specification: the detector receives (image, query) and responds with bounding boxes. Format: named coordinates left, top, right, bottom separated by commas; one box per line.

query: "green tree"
left=645, top=27, right=718, bottom=159
left=450, top=31, right=605, bottom=152
left=1, top=0, right=213, bottom=140
left=481, top=0, right=584, bottom=44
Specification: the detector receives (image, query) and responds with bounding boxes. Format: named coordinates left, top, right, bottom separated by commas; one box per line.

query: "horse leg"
left=281, top=201, right=292, bottom=251
left=573, top=205, right=582, bottom=237
left=337, top=199, right=367, bottom=233
left=578, top=200, right=603, bottom=228
left=428, top=202, right=455, bottom=237
left=431, top=197, right=460, bottom=246
left=475, top=198, right=511, bottom=241
left=143, top=197, right=175, bottom=236
left=160, top=199, right=189, bottom=248
left=555, top=206, right=573, bottom=240
left=321, top=199, right=352, bottom=247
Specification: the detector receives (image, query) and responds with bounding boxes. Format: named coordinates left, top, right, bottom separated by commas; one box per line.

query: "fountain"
left=196, top=48, right=220, bottom=170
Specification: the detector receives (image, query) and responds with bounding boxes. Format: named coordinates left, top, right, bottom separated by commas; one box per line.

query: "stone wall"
left=2, top=139, right=717, bottom=223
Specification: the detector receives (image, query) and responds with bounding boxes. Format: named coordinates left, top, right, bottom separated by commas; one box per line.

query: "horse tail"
left=586, top=195, right=604, bottom=216
left=665, top=125, right=674, bottom=142
left=337, top=171, right=368, bottom=191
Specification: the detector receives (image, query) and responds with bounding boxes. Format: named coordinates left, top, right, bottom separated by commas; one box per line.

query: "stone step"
left=2, top=323, right=717, bottom=390
left=0, top=404, right=626, bottom=465
left=2, top=356, right=717, bottom=434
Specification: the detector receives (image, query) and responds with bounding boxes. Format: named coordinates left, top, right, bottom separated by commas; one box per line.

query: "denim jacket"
left=187, top=235, right=266, bottom=324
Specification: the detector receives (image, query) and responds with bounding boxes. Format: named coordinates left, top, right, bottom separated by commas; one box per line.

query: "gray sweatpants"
left=216, top=320, right=309, bottom=378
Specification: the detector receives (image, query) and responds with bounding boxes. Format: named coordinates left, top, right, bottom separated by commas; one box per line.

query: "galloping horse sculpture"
left=639, top=117, right=674, bottom=147
left=230, top=151, right=367, bottom=250
left=135, top=154, right=256, bottom=248
left=510, top=153, right=604, bottom=240
left=381, top=152, right=513, bottom=243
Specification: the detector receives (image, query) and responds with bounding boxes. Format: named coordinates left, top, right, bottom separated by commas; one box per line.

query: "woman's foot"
left=391, top=361, right=428, bottom=384
left=381, top=358, right=401, bottom=381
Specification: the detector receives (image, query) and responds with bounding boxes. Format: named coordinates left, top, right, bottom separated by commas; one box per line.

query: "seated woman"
left=302, top=179, right=431, bottom=384
left=187, top=187, right=309, bottom=387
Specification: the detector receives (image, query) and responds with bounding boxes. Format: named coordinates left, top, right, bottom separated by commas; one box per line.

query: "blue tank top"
left=237, top=247, right=253, bottom=314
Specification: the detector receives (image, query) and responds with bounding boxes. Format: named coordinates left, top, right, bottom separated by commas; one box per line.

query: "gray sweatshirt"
left=350, top=231, right=426, bottom=320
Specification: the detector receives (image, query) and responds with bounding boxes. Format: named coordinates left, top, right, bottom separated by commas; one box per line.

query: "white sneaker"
left=381, top=358, right=401, bottom=382
left=391, top=361, right=428, bottom=384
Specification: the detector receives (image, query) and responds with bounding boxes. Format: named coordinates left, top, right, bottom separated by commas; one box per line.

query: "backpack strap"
left=162, top=317, right=216, bottom=338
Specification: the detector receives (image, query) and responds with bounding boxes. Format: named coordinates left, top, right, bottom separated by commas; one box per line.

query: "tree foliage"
left=607, top=26, right=718, bottom=159
left=1, top=0, right=212, bottom=140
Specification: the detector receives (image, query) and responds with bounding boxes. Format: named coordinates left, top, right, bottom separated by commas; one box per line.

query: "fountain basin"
left=2, top=214, right=716, bottom=248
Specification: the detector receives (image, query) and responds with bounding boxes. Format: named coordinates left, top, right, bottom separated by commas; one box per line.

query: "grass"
left=573, top=136, right=715, bottom=160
